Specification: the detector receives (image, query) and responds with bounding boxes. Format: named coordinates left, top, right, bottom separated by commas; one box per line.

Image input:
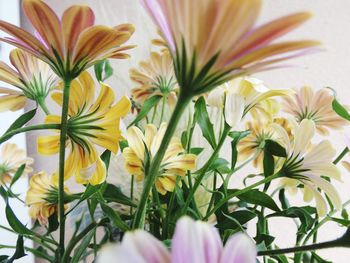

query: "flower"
left=25, top=171, right=68, bottom=225
left=123, top=123, right=196, bottom=195
left=130, top=51, right=177, bottom=107
left=207, top=77, right=289, bottom=128
left=97, top=216, right=257, bottom=263
left=0, top=143, right=33, bottom=185
left=141, top=0, right=320, bottom=94
left=37, top=71, right=131, bottom=185
left=282, top=86, right=348, bottom=135
left=272, top=119, right=342, bottom=216
left=0, top=48, right=58, bottom=112
left=0, top=0, right=135, bottom=78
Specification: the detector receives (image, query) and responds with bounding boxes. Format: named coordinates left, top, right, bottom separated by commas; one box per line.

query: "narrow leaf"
left=128, top=95, right=162, bottom=127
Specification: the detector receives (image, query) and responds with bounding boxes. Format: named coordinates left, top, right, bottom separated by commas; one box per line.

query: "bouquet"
left=0, top=0, right=349, bottom=262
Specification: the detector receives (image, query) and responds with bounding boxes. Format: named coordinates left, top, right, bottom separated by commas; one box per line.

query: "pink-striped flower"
left=97, top=217, right=256, bottom=263
left=141, top=0, right=320, bottom=95
left=0, top=0, right=134, bottom=78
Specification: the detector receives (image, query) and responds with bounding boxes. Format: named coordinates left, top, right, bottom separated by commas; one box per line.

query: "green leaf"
left=229, top=130, right=250, bottom=170
left=216, top=210, right=256, bottom=230
left=128, top=95, right=162, bottom=127
left=263, top=150, right=275, bottom=177
left=190, top=147, right=204, bottom=155
left=332, top=97, right=350, bottom=121
left=100, top=203, right=129, bottom=231
left=271, top=255, right=289, bottom=263
left=236, top=189, right=280, bottom=211
left=25, top=246, right=54, bottom=262
left=342, top=208, right=349, bottom=220
left=265, top=139, right=287, bottom=157
left=103, top=183, right=136, bottom=207
left=194, top=97, right=216, bottom=149
left=6, top=235, right=26, bottom=263
left=9, top=164, right=25, bottom=188
left=208, top=158, right=230, bottom=173
left=71, top=230, right=95, bottom=263
left=330, top=217, right=350, bottom=227
left=100, top=150, right=111, bottom=170
left=5, top=109, right=37, bottom=133
left=268, top=206, right=316, bottom=234
left=47, top=213, right=59, bottom=234
left=94, top=60, right=114, bottom=82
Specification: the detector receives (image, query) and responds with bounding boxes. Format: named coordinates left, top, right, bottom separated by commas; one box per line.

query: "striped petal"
left=0, top=61, right=22, bottom=87
left=62, top=5, right=95, bottom=53
left=127, top=127, right=146, bottom=161
left=0, top=88, right=26, bottom=112
left=23, top=0, right=63, bottom=57
left=73, top=25, right=132, bottom=64
left=37, top=135, right=60, bottom=155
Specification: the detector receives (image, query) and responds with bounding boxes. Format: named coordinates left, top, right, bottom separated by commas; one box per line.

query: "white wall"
left=0, top=1, right=33, bottom=262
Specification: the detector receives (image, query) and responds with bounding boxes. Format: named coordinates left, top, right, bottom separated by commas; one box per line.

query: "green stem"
left=182, top=124, right=230, bottom=215
left=333, top=147, right=349, bottom=164
left=37, top=97, right=50, bottom=115
left=159, top=95, right=166, bottom=125
left=132, top=92, right=191, bottom=229
left=258, top=238, right=346, bottom=256
left=204, top=173, right=280, bottom=220
left=0, top=124, right=60, bottom=145
left=58, top=78, right=72, bottom=261
left=61, top=218, right=108, bottom=262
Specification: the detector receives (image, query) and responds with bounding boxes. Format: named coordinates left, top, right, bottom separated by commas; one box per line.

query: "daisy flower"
left=37, top=71, right=131, bottom=185
left=272, top=119, right=342, bottom=216
left=0, top=0, right=134, bottom=78
left=123, top=123, right=196, bottom=195
left=282, top=86, right=347, bottom=135
left=97, top=216, right=256, bottom=263
left=26, top=171, right=69, bottom=225
left=141, top=0, right=320, bottom=94
left=0, top=48, right=58, bottom=113
left=0, top=143, right=33, bottom=185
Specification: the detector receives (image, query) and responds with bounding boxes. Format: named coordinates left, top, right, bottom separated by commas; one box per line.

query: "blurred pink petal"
left=171, top=217, right=223, bottom=263
left=220, top=233, right=257, bottom=263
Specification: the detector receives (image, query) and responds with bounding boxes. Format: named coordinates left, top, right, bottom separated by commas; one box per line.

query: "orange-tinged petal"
left=230, top=40, right=320, bottom=69
left=23, top=0, right=63, bottom=57
left=37, top=135, right=60, bottom=155
left=114, top=23, right=135, bottom=35
left=89, top=82, right=115, bottom=113
left=0, top=20, right=49, bottom=55
left=73, top=25, right=131, bottom=64
left=228, top=12, right=312, bottom=62
left=0, top=61, right=22, bottom=87
left=62, top=5, right=95, bottom=53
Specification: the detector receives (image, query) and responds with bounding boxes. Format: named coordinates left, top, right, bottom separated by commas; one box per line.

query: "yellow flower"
left=207, top=77, right=290, bottom=127
left=141, top=0, right=319, bottom=94
left=37, top=71, right=131, bottom=185
left=0, top=0, right=134, bottom=78
left=123, top=123, right=197, bottom=195
left=0, top=143, right=33, bottom=185
left=25, top=171, right=69, bottom=225
left=130, top=51, right=177, bottom=107
left=282, top=86, right=348, bottom=135
left=272, top=119, right=341, bottom=216
left=0, top=48, right=58, bottom=112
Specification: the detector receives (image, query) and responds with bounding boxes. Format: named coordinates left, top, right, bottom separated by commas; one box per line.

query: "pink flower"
left=97, top=217, right=256, bottom=263
left=140, top=0, right=320, bottom=94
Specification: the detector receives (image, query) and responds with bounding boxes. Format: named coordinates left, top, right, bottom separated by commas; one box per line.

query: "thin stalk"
left=204, top=173, right=280, bottom=220
left=159, top=95, right=166, bottom=125
left=58, top=78, right=72, bottom=260
left=37, top=97, right=50, bottom=115
left=258, top=238, right=346, bottom=256
left=132, top=92, right=191, bottom=229
left=182, top=125, right=230, bottom=214
left=0, top=124, right=60, bottom=145
left=333, top=147, right=349, bottom=164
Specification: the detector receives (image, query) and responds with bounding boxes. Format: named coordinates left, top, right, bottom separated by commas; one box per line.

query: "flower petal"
left=220, top=233, right=257, bottom=263
left=37, top=135, right=60, bottom=155
left=171, top=217, right=222, bottom=263
left=23, top=0, right=63, bottom=57
left=97, top=230, right=171, bottom=263
left=62, top=5, right=95, bottom=53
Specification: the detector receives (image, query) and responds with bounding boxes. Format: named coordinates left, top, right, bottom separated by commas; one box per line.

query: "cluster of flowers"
left=0, top=0, right=349, bottom=262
